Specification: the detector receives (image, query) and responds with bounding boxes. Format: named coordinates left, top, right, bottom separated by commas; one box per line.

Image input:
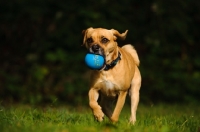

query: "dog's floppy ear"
left=111, top=29, right=128, bottom=40
left=82, top=27, right=93, bottom=46
left=81, top=29, right=87, bottom=46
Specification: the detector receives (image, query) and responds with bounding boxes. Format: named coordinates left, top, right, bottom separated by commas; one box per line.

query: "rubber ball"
left=84, top=53, right=105, bottom=70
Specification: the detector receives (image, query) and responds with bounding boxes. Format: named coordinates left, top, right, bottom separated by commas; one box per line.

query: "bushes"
left=0, top=0, right=200, bottom=105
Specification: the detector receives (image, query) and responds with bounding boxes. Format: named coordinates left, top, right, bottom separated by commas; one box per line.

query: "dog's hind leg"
left=129, top=66, right=141, bottom=124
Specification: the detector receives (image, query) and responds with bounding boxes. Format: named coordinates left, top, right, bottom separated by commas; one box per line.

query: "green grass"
left=0, top=104, right=199, bottom=132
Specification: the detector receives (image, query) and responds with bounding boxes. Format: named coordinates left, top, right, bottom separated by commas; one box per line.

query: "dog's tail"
left=122, top=44, right=140, bottom=66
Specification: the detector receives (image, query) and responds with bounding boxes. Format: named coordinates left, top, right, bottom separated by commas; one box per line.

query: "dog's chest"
left=99, top=74, right=120, bottom=96
left=104, top=81, right=114, bottom=89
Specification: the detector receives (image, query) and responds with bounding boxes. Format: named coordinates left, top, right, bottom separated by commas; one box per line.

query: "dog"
left=82, top=27, right=141, bottom=124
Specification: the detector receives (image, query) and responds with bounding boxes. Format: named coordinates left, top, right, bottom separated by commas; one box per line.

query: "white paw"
left=129, top=117, right=136, bottom=125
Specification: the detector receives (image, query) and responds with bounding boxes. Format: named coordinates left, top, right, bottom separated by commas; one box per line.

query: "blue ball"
left=85, top=53, right=105, bottom=70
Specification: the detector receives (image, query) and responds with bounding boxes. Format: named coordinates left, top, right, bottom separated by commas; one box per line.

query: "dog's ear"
left=82, top=30, right=86, bottom=35
left=82, top=27, right=93, bottom=46
left=81, top=29, right=87, bottom=46
left=111, top=29, right=128, bottom=40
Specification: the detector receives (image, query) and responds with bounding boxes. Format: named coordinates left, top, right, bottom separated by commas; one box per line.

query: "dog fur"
left=82, top=27, right=141, bottom=124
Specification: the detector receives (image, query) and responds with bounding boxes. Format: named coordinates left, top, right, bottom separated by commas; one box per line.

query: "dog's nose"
left=92, top=44, right=100, bottom=52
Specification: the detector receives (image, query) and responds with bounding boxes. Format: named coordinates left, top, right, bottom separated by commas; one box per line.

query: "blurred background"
left=0, top=0, right=200, bottom=106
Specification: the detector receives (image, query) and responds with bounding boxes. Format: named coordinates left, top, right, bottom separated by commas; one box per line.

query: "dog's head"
left=82, top=27, right=128, bottom=64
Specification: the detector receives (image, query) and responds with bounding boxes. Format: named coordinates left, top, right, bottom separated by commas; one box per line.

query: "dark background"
left=0, top=0, right=200, bottom=106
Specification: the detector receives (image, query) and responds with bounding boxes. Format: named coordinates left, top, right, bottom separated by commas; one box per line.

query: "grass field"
left=0, top=104, right=199, bottom=132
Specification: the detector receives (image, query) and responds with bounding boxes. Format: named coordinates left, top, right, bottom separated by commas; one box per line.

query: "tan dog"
left=82, top=27, right=141, bottom=124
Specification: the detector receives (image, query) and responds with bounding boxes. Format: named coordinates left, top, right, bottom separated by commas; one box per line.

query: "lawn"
left=0, top=104, right=199, bottom=132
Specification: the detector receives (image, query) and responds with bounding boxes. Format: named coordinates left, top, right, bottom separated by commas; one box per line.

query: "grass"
left=0, top=104, right=199, bottom=132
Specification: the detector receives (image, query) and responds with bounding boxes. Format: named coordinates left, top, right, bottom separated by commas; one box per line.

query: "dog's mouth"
left=88, top=45, right=107, bottom=70
left=87, top=45, right=120, bottom=71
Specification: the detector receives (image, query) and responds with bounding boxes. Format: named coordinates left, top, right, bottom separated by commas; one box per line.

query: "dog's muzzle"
left=92, top=44, right=100, bottom=52
left=89, top=44, right=104, bottom=56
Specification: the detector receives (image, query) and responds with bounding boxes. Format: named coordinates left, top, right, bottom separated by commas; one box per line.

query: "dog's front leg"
left=88, top=88, right=104, bottom=122
left=110, top=91, right=127, bottom=123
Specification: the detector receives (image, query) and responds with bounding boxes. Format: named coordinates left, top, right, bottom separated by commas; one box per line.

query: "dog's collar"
left=101, top=52, right=121, bottom=71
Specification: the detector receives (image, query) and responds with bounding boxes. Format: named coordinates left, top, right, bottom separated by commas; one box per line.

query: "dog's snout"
left=92, top=44, right=100, bottom=52
left=89, top=44, right=104, bottom=55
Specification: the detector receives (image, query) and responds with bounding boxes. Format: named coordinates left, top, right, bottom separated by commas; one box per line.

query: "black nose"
left=92, top=44, right=100, bottom=52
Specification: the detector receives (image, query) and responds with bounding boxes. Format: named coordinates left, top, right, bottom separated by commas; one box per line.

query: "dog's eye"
left=86, top=38, right=93, bottom=44
left=101, top=38, right=109, bottom=44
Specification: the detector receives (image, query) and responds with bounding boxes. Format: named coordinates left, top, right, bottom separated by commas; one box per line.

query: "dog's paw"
left=129, top=117, right=136, bottom=125
left=93, top=109, right=104, bottom=122
left=110, top=116, right=118, bottom=123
